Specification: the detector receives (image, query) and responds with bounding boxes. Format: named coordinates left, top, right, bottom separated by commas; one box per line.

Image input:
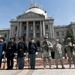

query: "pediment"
left=17, top=12, right=45, bottom=19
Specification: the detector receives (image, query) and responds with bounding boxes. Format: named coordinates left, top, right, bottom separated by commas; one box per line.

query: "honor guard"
left=0, top=36, right=6, bottom=69
left=6, top=37, right=17, bottom=69
left=28, top=38, right=38, bottom=69
left=17, top=36, right=27, bottom=69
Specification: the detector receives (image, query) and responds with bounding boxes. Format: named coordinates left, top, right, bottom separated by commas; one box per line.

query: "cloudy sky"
left=0, top=0, right=75, bottom=28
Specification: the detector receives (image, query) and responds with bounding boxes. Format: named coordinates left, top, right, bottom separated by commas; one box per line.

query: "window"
left=56, top=32, right=59, bottom=36
left=62, top=31, right=64, bottom=36
left=36, top=33, right=40, bottom=38
left=36, top=25, right=39, bottom=30
left=24, top=26, right=26, bottom=30
left=4, top=34, right=7, bottom=38
left=15, top=26, right=17, bottom=31
left=45, top=33, right=49, bottom=37
left=30, top=33, right=33, bottom=38
left=45, top=25, right=48, bottom=29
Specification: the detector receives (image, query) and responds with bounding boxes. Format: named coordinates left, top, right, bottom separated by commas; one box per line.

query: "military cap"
left=44, top=36, right=48, bottom=39
left=67, top=38, right=71, bottom=40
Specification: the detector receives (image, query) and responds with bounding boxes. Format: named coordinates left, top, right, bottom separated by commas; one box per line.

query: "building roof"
left=0, top=28, right=10, bottom=31
left=25, top=2, right=47, bottom=18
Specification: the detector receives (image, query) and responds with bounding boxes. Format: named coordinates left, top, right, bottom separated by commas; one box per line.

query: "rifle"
left=3, top=53, right=6, bottom=69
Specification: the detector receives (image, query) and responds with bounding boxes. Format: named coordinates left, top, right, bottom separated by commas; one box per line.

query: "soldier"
left=28, top=38, right=38, bottom=69
left=65, top=38, right=73, bottom=69
left=6, top=37, right=17, bottom=69
left=72, top=44, right=75, bottom=68
left=17, top=36, right=27, bottom=69
left=0, top=36, right=6, bottom=69
left=42, top=36, right=53, bottom=69
left=53, top=39, right=65, bottom=69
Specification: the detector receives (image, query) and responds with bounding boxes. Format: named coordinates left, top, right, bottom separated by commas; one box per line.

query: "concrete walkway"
left=0, top=65, right=75, bottom=75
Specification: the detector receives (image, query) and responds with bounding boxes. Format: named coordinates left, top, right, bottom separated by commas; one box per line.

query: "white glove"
left=2, top=51, right=5, bottom=55
left=14, top=53, right=18, bottom=56
left=24, top=53, right=26, bottom=55
left=36, top=52, right=38, bottom=55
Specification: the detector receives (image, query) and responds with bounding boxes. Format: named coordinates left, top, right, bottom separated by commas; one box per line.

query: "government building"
left=0, top=2, right=75, bottom=45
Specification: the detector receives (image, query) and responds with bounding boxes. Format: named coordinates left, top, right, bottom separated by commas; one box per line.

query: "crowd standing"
left=0, top=35, right=75, bottom=70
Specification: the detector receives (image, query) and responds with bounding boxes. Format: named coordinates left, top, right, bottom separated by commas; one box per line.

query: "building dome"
left=25, top=2, right=47, bottom=18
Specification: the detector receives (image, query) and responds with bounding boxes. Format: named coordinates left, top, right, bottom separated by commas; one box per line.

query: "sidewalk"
left=0, top=65, right=75, bottom=75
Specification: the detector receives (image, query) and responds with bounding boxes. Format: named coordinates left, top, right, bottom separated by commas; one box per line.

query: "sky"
left=0, top=0, right=75, bottom=28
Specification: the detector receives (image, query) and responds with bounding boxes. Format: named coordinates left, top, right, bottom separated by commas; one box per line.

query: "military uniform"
left=6, top=41, right=16, bottom=69
left=72, top=45, right=75, bottom=68
left=42, top=40, right=53, bottom=69
left=65, top=41, right=73, bottom=68
left=28, top=41, right=37, bottom=69
left=53, top=43, right=65, bottom=68
left=0, top=39, right=6, bottom=68
left=17, top=41, right=27, bottom=69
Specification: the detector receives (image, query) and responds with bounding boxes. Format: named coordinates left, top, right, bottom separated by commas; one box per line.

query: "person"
left=53, top=39, right=65, bottom=69
left=65, top=38, right=73, bottom=69
left=42, top=36, right=53, bottom=69
left=0, top=36, right=6, bottom=69
left=17, top=36, right=27, bottom=69
left=28, top=38, right=38, bottom=69
left=72, top=44, right=75, bottom=68
left=6, top=37, right=17, bottom=69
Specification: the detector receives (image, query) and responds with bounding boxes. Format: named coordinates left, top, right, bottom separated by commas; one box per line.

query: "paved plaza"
left=0, top=65, right=75, bottom=75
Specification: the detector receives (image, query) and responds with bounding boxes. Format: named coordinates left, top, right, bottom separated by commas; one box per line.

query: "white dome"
left=25, top=2, right=47, bottom=18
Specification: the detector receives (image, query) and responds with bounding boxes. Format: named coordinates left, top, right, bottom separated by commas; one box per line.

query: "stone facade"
left=0, top=2, right=75, bottom=45
left=0, top=28, right=10, bottom=41
left=10, top=2, right=55, bottom=45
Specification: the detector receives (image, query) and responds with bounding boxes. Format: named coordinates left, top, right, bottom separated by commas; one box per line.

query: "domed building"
left=10, top=2, right=55, bottom=45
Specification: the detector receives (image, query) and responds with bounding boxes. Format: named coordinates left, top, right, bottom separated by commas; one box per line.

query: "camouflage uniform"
left=53, top=43, right=65, bottom=68
left=65, top=39, right=73, bottom=68
left=42, top=40, right=53, bottom=69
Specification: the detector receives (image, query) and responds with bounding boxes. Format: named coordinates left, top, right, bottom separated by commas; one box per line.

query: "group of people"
left=0, top=36, right=38, bottom=70
left=0, top=35, right=75, bottom=70
left=42, top=37, right=75, bottom=69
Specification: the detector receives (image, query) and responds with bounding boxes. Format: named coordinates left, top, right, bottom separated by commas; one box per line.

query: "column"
left=40, top=21, right=42, bottom=38
left=19, top=22, right=22, bottom=36
left=11, top=25, right=13, bottom=37
left=26, top=21, right=28, bottom=39
left=16, top=22, right=19, bottom=37
left=10, top=25, right=12, bottom=38
left=49, top=24, right=51, bottom=38
left=16, top=22, right=19, bottom=41
left=33, top=21, right=35, bottom=38
left=43, top=21, right=45, bottom=36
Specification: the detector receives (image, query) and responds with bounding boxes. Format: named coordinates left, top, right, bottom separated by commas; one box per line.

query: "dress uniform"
left=0, top=36, right=6, bottom=69
left=65, top=38, right=73, bottom=69
left=6, top=37, right=16, bottom=69
left=53, top=39, right=65, bottom=69
left=17, top=36, right=27, bottom=69
left=28, top=38, right=37, bottom=69
left=42, top=36, right=53, bottom=69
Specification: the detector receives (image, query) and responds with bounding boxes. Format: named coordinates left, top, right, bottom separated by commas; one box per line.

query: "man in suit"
left=42, top=36, right=53, bottom=69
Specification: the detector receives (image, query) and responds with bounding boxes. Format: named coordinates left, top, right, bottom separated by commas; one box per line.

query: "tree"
left=64, top=29, right=74, bottom=44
